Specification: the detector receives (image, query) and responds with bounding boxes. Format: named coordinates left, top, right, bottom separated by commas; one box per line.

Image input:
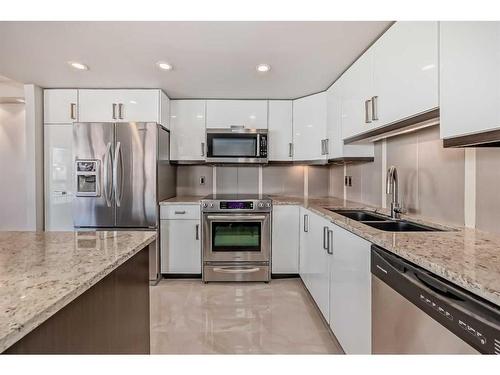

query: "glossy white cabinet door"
left=160, top=91, right=170, bottom=129
left=326, top=81, right=374, bottom=159
left=206, top=100, right=268, bottom=129
left=272, top=205, right=300, bottom=273
left=79, top=89, right=160, bottom=123
left=44, top=89, right=78, bottom=123
left=170, top=100, right=207, bottom=161
left=44, top=124, right=75, bottom=231
left=440, top=22, right=500, bottom=139
left=340, top=50, right=374, bottom=140
left=292, top=92, right=327, bottom=161
left=161, top=219, right=201, bottom=274
left=372, top=21, right=438, bottom=129
left=268, top=100, right=293, bottom=161
left=307, top=212, right=331, bottom=321
left=299, top=208, right=312, bottom=290
left=329, top=224, right=371, bottom=354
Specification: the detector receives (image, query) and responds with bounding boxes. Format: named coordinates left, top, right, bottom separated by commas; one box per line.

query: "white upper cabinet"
left=268, top=100, right=293, bottom=161
left=78, top=89, right=161, bottom=123
left=44, top=89, right=78, bottom=123
left=340, top=50, right=374, bottom=140
left=206, top=100, right=268, bottom=129
left=440, top=22, right=500, bottom=140
left=292, top=92, right=327, bottom=161
left=327, top=80, right=374, bottom=159
left=160, top=91, right=170, bottom=129
left=170, top=100, right=207, bottom=161
left=372, top=21, right=438, bottom=129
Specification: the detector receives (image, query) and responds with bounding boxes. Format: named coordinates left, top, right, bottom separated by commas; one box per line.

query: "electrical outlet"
left=199, top=176, right=205, bottom=185
left=345, top=176, right=352, bottom=187
left=348, top=176, right=352, bottom=187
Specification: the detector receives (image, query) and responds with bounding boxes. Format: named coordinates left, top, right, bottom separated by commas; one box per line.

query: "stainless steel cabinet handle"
left=327, top=229, right=334, bottom=255
left=320, top=139, right=325, bottom=155
left=103, top=142, right=113, bottom=207
left=303, top=214, right=309, bottom=232
left=206, top=215, right=267, bottom=221
left=289, top=142, right=293, bottom=158
left=372, top=96, right=379, bottom=121
left=323, top=226, right=329, bottom=250
left=213, top=267, right=260, bottom=274
left=70, top=103, right=77, bottom=120
left=201, top=142, right=205, bottom=157
left=365, top=99, right=372, bottom=123
left=195, top=224, right=199, bottom=240
left=118, top=103, right=124, bottom=119
left=112, top=103, right=117, bottom=120
left=113, top=141, right=123, bottom=207
left=174, top=210, right=186, bottom=214
left=324, top=139, right=329, bottom=155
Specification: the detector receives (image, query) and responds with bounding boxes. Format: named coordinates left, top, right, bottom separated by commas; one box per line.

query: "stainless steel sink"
left=328, top=210, right=388, bottom=222
left=362, top=220, right=443, bottom=232
left=327, top=209, right=444, bottom=232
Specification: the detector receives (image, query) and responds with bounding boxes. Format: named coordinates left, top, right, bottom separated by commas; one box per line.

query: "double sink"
left=327, top=209, right=444, bottom=232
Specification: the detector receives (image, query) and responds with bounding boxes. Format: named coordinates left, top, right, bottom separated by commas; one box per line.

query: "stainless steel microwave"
left=205, top=128, right=268, bottom=164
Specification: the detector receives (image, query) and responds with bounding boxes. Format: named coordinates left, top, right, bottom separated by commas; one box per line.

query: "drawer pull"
left=213, top=267, right=260, bottom=274
left=174, top=210, right=186, bottom=214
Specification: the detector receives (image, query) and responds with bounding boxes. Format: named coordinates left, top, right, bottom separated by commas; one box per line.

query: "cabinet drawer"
left=160, top=204, right=200, bottom=220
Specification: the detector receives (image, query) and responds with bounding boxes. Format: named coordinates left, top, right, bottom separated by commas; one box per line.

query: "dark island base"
left=6, top=246, right=150, bottom=354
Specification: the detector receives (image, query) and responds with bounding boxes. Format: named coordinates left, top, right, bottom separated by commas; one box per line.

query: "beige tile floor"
left=150, top=278, right=343, bottom=354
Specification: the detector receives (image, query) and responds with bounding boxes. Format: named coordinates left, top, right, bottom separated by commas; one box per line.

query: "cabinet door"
left=272, top=205, right=300, bottom=273
left=292, top=92, right=327, bottom=161
left=44, top=124, right=75, bottom=231
left=440, top=22, right=500, bottom=139
left=79, top=89, right=160, bottom=123
left=116, top=90, right=160, bottom=123
left=170, top=100, right=207, bottom=161
left=160, top=91, right=170, bottom=129
left=161, top=219, right=201, bottom=274
left=326, top=81, right=374, bottom=159
left=206, top=100, right=268, bottom=129
left=268, top=100, right=293, bottom=161
left=307, top=212, right=331, bottom=321
left=341, top=50, right=374, bottom=140
left=329, top=224, right=371, bottom=354
left=372, top=21, right=438, bottom=129
left=44, top=89, right=78, bottom=123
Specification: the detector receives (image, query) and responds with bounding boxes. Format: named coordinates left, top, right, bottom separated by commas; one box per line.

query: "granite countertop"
left=0, top=230, right=156, bottom=353
left=160, top=194, right=500, bottom=307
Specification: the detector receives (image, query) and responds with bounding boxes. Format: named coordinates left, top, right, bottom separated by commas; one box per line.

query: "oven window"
left=212, top=222, right=261, bottom=251
left=210, top=137, right=257, bottom=157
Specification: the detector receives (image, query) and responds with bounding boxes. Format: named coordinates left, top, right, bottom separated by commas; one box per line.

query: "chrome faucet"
left=386, top=166, right=402, bottom=219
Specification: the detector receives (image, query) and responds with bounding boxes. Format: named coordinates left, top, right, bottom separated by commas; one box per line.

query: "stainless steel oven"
left=205, top=128, right=268, bottom=164
left=201, top=194, right=272, bottom=282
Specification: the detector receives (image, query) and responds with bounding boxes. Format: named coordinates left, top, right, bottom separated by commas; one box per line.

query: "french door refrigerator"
left=73, top=122, right=176, bottom=282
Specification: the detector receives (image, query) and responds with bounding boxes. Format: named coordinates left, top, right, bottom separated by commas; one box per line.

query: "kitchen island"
left=0, top=230, right=156, bottom=354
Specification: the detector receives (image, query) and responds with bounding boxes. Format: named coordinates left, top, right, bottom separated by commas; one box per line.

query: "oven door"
left=203, top=213, right=270, bottom=263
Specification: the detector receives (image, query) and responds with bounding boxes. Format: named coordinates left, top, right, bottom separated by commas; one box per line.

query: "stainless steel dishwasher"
left=371, top=245, right=500, bottom=354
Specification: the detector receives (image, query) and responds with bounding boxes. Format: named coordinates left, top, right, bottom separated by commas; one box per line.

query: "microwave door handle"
left=256, top=134, right=260, bottom=157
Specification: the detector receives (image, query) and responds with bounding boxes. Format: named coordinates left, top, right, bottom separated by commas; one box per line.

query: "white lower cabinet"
left=329, top=224, right=372, bottom=354
left=272, top=205, right=300, bottom=273
left=44, top=124, right=75, bottom=231
left=160, top=205, right=201, bottom=274
left=298, top=208, right=372, bottom=353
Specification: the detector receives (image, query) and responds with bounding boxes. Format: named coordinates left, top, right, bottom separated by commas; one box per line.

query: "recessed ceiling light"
left=157, top=61, right=173, bottom=71
left=256, top=64, right=271, bottom=73
left=68, top=61, right=89, bottom=71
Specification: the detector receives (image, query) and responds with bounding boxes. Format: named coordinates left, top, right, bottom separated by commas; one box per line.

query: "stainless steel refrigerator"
left=73, top=122, right=176, bottom=282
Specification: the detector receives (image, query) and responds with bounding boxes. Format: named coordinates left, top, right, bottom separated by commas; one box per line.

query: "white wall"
left=0, top=102, right=28, bottom=229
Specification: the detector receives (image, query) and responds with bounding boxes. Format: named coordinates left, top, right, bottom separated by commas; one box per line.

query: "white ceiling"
left=0, top=21, right=391, bottom=99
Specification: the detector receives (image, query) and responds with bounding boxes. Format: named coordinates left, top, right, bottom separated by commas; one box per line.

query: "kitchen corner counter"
left=159, top=196, right=205, bottom=205
left=271, top=195, right=500, bottom=308
left=0, top=230, right=156, bottom=353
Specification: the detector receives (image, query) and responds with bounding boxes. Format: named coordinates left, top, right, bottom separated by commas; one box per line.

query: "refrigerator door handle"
left=103, top=142, right=113, bottom=207
left=113, top=141, right=123, bottom=207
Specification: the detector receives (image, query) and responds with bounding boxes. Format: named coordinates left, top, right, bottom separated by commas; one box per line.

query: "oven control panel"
left=220, top=201, right=254, bottom=210
left=201, top=198, right=272, bottom=213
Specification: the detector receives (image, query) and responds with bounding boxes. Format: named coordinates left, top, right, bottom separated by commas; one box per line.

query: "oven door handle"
left=212, top=267, right=261, bottom=274
left=205, top=215, right=267, bottom=221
